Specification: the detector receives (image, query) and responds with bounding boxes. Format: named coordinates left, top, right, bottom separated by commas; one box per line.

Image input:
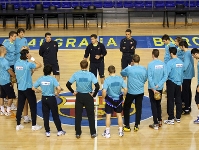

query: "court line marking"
left=94, top=72, right=99, bottom=150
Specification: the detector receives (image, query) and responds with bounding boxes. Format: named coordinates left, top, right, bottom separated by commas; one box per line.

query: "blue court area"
left=37, top=91, right=152, bottom=126
left=0, top=35, right=198, bottom=49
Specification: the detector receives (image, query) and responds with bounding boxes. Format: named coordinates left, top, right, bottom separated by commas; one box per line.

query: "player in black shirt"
left=120, top=29, right=137, bottom=70
left=39, top=32, right=60, bottom=82
left=84, top=34, right=107, bottom=88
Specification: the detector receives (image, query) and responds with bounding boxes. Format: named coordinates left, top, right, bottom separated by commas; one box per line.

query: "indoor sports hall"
left=0, top=0, right=199, bottom=150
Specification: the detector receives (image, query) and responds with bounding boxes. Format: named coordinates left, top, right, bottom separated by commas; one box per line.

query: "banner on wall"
left=0, top=35, right=198, bottom=50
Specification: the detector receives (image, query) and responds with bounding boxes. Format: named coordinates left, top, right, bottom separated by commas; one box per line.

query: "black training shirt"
left=84, top=42, right=107, bottom=63
left=39, top=40, right=58, bottom=64
left=120, top=38, right=137, bottom=56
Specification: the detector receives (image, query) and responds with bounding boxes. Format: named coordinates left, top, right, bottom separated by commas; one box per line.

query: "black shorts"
left=44, top=63, right=60, bottom=75
left=195, top=87, right=199, bottom=104
left=10, top=65, right=15, bottom=73
left=0, top=82, right=16, bottom=99
left=105, top=103, right=123, bottom=114
left=89, top=61, right=104, bottom=78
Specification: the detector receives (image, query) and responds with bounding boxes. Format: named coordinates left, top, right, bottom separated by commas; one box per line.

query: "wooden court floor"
left=0, top=25, right=199, bottom=150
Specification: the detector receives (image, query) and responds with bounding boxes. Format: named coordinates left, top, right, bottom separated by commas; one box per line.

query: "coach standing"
left=120, top=29, right=137, bottom=70
left=39, top=32, right=60, bottom=82
left=66, top=60, right=100, bottom=139
left=84, top=34, right=107, bottom=88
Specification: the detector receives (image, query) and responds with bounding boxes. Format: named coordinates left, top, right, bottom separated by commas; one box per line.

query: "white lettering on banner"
left=155, top=65, right=163, bottom=69
left=41, top=82, right=50, bottom=85
left=16, top=66, right=23, bottom=70
left=176, top=64, right=183, bottom=68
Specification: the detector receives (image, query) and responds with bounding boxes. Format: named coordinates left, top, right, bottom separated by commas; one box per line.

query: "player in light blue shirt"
left=102, top=65, right=127, bottom=138
left=162, top=34, right=176, bottom=64
left=66, top=60, right=100, bottom=139
left=15, top=28, right=28, bottom=61
left=179, top=41, right=195, bottom=114
left=33, top=65, right=65, bottom=137
left=15, top=49, right=42, bottom=131
left=175, top=37, right=184, bottom=61
left=164, top=47, right=183, bottom=125
left=191, top=48, right=199, bottom=123
left=0, top=45, right=16, bottom=116
left=147, top=49, right=167, bottom=129
left=121, top=54, right=147, bottom=132
left=3, top=31, right=17, bottom=69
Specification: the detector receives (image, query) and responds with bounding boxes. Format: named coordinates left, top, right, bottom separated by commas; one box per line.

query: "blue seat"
left=154, top=1, right=165, bottom=8
left=114, top=1, right=123, bottom=8
left=185, top=1, right=196, bottom=7
left=166, top=1, right=175, bottom=8
left=176, top=1, right=185, bottom=5
left=124, top=1, right=134, bottom=8
left=20, top=0, right=31, bottom=9
left=10, top=2, right=20, bottom=9
left=135, top=1, right=145, bottom=8
left=71, top=1, right=79, bottom=8
left=93, top=1, right=103, bottom=8
left=81, top=1, right=92, bottom=8
left=62, top=2, right=71, bottom=8
left=30, top=0, right=41, bottom=9
left=52, top=1, right=61, bottom=8
left=43, top=2, right=51, bottom=9
left=0, top=0, right=8, bottom=9
left=103, top=1, right=113, bottom=8
left=196, top=1, right=199, bottom=7
left=145, top=1, right=153, bottom=8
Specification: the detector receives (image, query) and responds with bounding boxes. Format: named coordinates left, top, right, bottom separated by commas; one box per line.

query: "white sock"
left=106, top=128, right=110, bottom=134
left=119, top=127, right=123, bottom=132
left=101, top=84, right=103, bottom=89
left=1, top=106, right=5, bottom=112
left=7, top=107, right=11, bottom=113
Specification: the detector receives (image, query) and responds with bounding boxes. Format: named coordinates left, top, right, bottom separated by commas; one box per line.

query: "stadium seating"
left=0, top=1, right=198, bottom=9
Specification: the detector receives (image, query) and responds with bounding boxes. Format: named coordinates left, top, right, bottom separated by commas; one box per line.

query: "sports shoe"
left=91, top=134, right=97, bottom=139
left=1, top=111, right=8, bottom=116
left=118, top=131, right=124, bottom=137
left=46, top=132, right=50, bottom=137
left=194, top=116, right=199, bottom=124
left=16, top=124, right=24, bottom=131
left=182, top=110, right=190, bottom=115
left=164, top=119, right=174, bottom=125
left=102, top=130, right=111, bottom=138
left=11, top=103, right=17, bottom=111
left=158, top=121, right=162, bottom=127
left=134, top=125, right=139, bottom=132
left=4, top=98, right=8, bottom=102
left=57, top=131, right=66, bottom=136
left=182, top=102, right=185, bottom=109
left=149, top=124, right=159, bottom=130
left=24, top=116, right=32, bottom=123
left=76, top=135, right=81, bottom=139
left=189, top=107, right=192, bottom=112
left=123, top=126, right=131, bottom=132
left=174, top=118, right=180, bottom=123
left=32, top=125, right=42, bottom=131
left=7, top=112, right=11, bottom=116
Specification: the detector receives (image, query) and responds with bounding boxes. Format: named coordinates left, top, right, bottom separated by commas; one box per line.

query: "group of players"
left=0, top=28, right=199, bottom=139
